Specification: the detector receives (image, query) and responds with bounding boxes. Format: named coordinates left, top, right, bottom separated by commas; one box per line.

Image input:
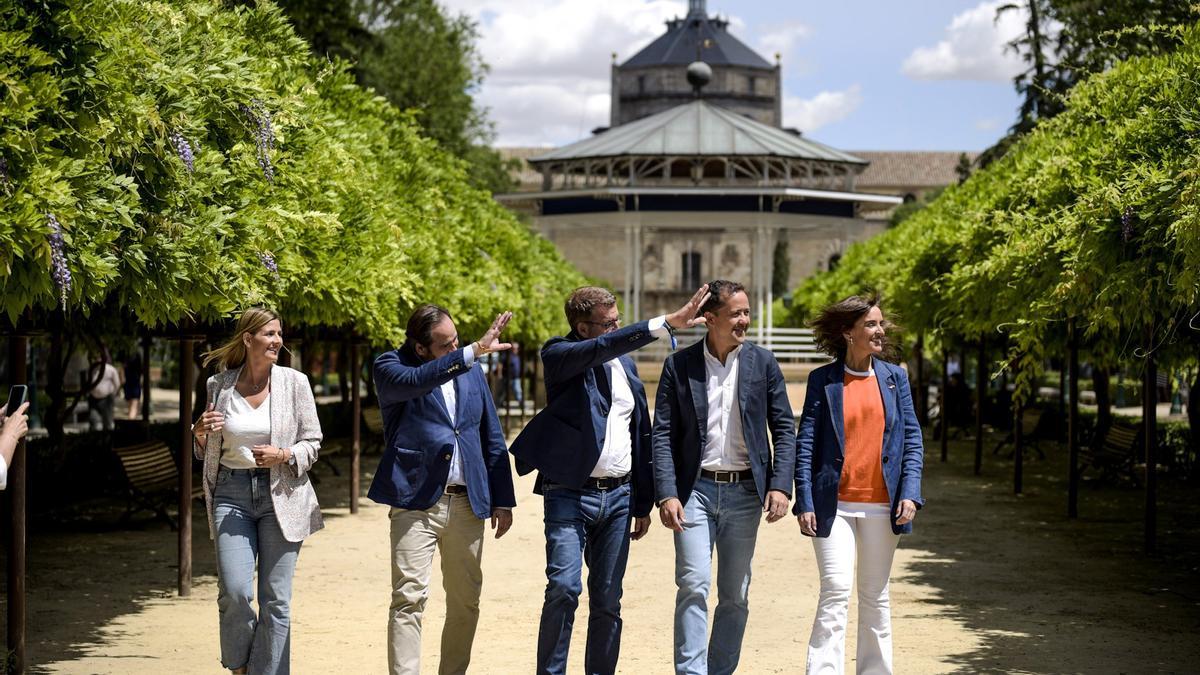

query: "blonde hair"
left=202, top=307, right=282, bottom=370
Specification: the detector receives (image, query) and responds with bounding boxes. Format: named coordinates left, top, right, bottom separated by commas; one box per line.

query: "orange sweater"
left=838, top=370, right=890, bottom=504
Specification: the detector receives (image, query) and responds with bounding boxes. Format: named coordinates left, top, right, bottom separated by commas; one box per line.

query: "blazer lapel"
left=824, top=366, right=846, bottom=452
left=454, top=369, right=469, bottom=424
left=876, top=362, right=897, bottom=449
left=686, top=344, right=707, bottom=445
left=736, top=343, right=753, bottom=414
left=269, top=364, right=284, bottom=448
left=430, top=384, right=452, bottom=423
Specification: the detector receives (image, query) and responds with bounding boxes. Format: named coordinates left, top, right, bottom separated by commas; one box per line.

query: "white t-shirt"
left=90, top=363, right=121, bottom=400
left=0, top=454, right=7, bottom=490
left=220, top=391, right=272, bottom=469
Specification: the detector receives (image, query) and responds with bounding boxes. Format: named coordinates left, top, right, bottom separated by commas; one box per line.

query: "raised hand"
left=665, top=285, right=712, bottom=330
left=474, top=311, right=514, bottom=356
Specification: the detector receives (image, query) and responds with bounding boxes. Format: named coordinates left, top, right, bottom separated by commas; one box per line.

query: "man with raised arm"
left=510, top=285, right=710, bottom=675
left=370, top=306, right=518, bottom=675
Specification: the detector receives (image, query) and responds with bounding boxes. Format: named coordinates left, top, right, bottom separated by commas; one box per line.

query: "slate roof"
left=529, top=100, right=864, bottom=164
left=621, top=10, right=772, bottom=70
left=850, top=151, right=979, bottom=188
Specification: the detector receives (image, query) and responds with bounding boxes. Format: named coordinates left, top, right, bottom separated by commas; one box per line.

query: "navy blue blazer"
left=652, top=340, right=796, bottom=507
left=368, top=345, right=516, bottom=519
left=508, top=321, right=659, bottom=518
left=793, top=358, right=925, bottom=537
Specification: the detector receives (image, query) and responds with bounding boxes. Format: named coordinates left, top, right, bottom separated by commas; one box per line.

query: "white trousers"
left=807, top=514, right=900, bottom=675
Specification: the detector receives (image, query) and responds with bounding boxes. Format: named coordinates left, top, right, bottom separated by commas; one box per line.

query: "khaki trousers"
left=388, top=493, right=484, bottom=675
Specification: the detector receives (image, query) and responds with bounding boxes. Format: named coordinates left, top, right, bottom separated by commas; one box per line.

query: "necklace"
left=242, top=369, right=269, bottom=393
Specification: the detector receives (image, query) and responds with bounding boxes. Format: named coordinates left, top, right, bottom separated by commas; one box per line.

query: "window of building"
left=747, top=75, right=756, bottom=93
left=903, top=193, right=917, bottom=204
left=638, top=75, right=646, bottom=95
left=828, top=253, right=842, bottom=271
left=681, top=251, right=702, bottom=290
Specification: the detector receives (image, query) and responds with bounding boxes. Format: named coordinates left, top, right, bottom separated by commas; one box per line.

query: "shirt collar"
left=703, top=341, right=742, bottom=367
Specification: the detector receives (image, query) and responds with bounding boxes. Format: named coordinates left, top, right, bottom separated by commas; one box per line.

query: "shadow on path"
left=907, top=431, right=1200, bottom=673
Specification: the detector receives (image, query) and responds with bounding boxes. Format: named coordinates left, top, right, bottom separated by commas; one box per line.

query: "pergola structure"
left=497, top=99, right=901, bottom=330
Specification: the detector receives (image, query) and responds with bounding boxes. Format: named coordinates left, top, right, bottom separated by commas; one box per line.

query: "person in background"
left=88, top=355, right=121, bottom=432
left=124, top=350, right=144, bottom=420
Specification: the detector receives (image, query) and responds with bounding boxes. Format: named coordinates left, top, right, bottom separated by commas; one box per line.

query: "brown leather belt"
left=444, top=484, right=468, bottom=496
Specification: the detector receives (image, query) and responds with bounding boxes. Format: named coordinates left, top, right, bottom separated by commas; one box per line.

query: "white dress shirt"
left=0, top=454, right=7, bottom=490
left=590, top=317, right=671, bottom=478
left=444, top=345, right=475, bottom=486
left=701, top=342, right=750, bottom=471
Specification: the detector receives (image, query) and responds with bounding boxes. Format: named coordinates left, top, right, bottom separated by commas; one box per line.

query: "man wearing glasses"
left=510, top=285, right=710, bottom=675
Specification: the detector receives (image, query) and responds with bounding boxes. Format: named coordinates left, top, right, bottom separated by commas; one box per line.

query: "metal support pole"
left=7, top=334, right=29, bottom=673
left=1067, top=318, right=1080, bottom=518
left=350, top=341, right=361, bottom=514
left=1014, top=395, right=1024, bottom=495
left=141, top=333, right=152, bottom=426
left=1143, top=334, right=1157, bottom=553
left=178, top=336, right=195, bottom=596
left=974, top=336, right=985, bottom=476
left=940, top=342, right=949, bottom=462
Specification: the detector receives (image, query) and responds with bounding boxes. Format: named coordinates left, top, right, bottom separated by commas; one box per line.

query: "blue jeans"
left=537, top=481, right=632, bottom=675
left=673, top=477, right=762, bottom=675
left=213, top=467, right=303, bottom=674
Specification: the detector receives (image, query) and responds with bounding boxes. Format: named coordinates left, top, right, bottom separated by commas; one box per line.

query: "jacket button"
left=882, top=456, right=890, bottom=464
left=443, top=453, right=452, bottom=461
left=455, top=429, right=461, bottom=436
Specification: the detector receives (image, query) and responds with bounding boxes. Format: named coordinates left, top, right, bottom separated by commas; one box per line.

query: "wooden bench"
left=1080, top=421, right=1140, bottom=484
left=992, top=407, right=1048, bottom=459
left=362, top=406, right=385, bottom=454
left=112, top=440, right=202, bottom=530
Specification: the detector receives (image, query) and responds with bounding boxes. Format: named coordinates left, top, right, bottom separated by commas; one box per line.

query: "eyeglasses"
left=582, top=317, right=621, bottom=331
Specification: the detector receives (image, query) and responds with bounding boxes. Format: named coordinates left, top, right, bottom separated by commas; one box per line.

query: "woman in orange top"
left=794, top=296, right=924, bottom=675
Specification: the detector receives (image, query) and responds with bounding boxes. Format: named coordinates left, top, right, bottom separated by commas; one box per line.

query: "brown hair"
left=202, top=307, right=282, bottom=370
left=699, top=279, right=746, bottom=316
left=809, top=295, right=899, bottom=362
left=405, top=304, right=453, bottom=350
left=565, top=286, right=617, bottom=331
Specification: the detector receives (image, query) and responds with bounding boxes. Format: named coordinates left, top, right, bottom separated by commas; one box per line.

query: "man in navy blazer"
left=509, top=285, right=710, bottom=675
left=370, top=305, right=517, bottom=675
left=652, top=280, right=795, bottom=674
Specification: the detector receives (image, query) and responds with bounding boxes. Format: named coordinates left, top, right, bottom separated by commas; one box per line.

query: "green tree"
left=355, top=0, right=516, bottom=193
left=771, top=238, right=790, bottom=297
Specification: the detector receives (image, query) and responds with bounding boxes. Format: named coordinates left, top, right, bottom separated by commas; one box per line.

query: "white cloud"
left=440, top=0, right=688, bottom=145
left=756, top=21, right=810, bottom=63
left=782, top=85, right=863, bottom=133
left=901, top=0, right=1026, bottom=82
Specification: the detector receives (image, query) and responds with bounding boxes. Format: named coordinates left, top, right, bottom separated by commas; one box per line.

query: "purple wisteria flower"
left=1121, top=207, right=1134, bottom=243
left=169, top=130, right=195, bottom=173
left=47, top=213, right=72, bottom=307
left=257, top=251, right=280, bottom=280
left=240, top=100, right=275, bottom=182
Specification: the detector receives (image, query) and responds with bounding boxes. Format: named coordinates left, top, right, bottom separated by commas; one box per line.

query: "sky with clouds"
left=440, top=0, right=1029, bottom=152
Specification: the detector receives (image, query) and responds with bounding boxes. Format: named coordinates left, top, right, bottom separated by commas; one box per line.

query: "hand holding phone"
left=6, top=385, right=27, bottom=416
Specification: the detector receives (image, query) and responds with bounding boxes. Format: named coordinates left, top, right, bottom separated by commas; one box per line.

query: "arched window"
left=828, top=253, right=842, bottom=271
left=681, top=251, right=702, bottom=290
left=902, top=193, right=917, bottom=204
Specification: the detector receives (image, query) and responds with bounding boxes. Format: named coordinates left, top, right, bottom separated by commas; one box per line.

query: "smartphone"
left=6, top=385, right=28, bottom=416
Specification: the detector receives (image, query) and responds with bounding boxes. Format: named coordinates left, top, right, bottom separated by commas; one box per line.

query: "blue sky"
left=442, top=0, right=1026, bottom=152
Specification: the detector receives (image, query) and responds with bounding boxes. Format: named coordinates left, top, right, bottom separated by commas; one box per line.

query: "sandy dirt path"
left=7, top=430, right=1200, bottom=674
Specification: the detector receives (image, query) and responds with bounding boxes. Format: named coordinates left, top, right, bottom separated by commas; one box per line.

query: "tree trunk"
left=1093, top=367, right=1112, bottom=432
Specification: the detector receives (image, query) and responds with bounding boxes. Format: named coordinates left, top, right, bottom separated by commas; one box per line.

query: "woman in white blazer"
left=192, top=307, right=323, bottom=675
